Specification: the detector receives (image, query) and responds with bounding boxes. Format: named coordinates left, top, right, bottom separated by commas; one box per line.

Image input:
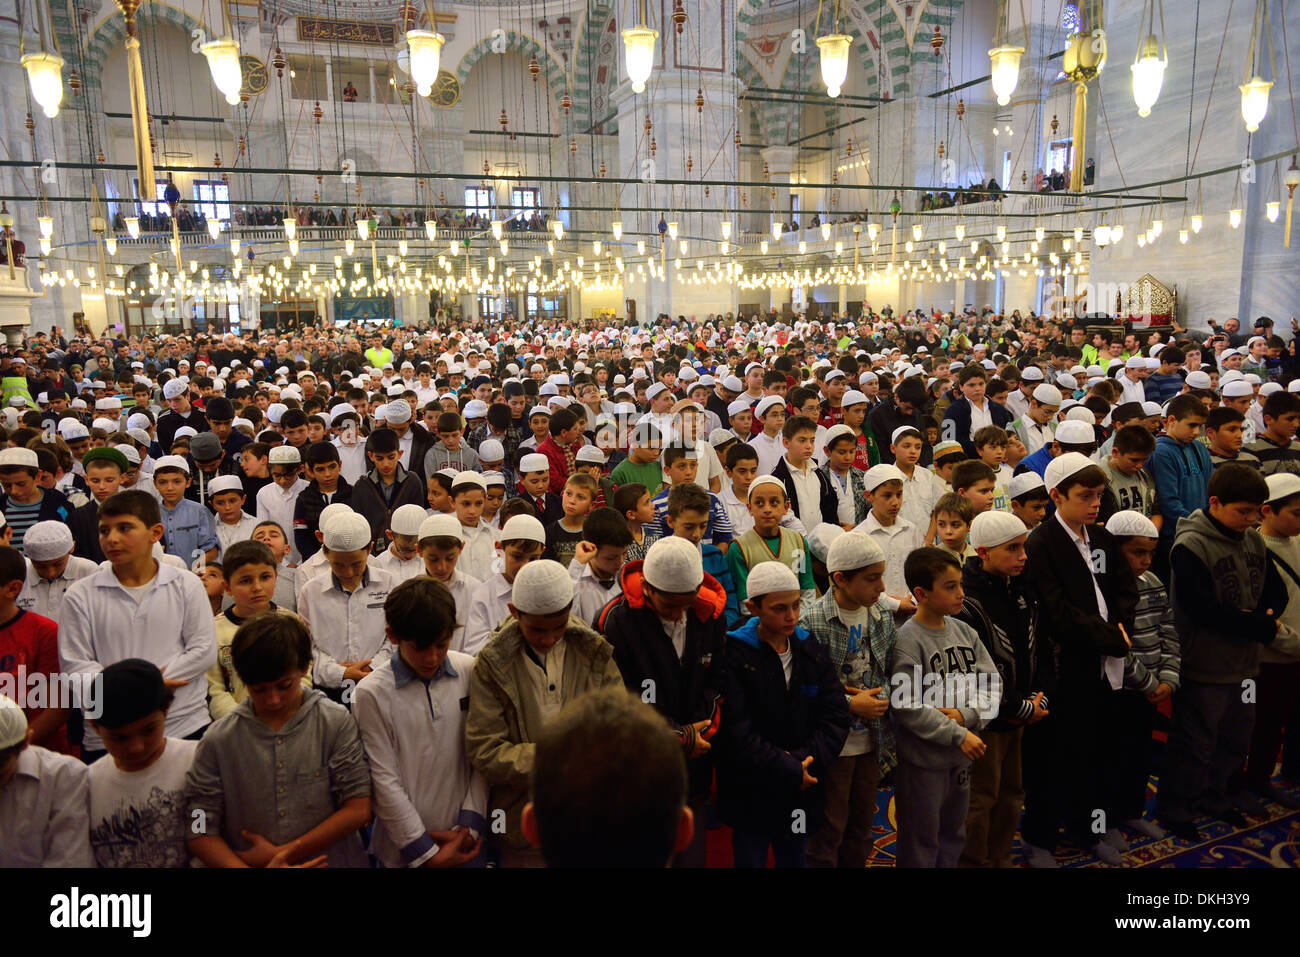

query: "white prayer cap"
left=22, top=521, right=74, bottom=561
left=126, top=412, right=152, bottom=431
left=207, top=475, right=244, bottom=496
left=1044, top=451, right=1097, bottom=492
left=826, top=531, right=885, bottom=573
left=1007, top=472, right=1046, bottom=500
left=386, top=400, right=412, bottom=424
left=322, top=513, right=373, bottom=552
left=419, top=514, right=464, bottom=541
left=499, top=514, right=546, bottom=545
left=390, top=504, right=428, bottom=537
left=153, top=454, right=190, bottom=474
left=266, top=403, right=288, bottom=424
left=162, top=379, right=188, bottom=399
left=317, top=502, right=353, bottom=531
left=268, top=445, right=301, bottom=466
left=745, top=561, right=801, bottom=600
left=114, top=444, right=141, bottom=466
left=0, top=695, right=27, bottom=749
left=727, top=399, right=752, bottom=417
left=173, top=426, right=198, bottom=440
left=864, top=463, right=906, bottom=491
left=519, top=453, right=549, bottom=473
left=969, top=511, right=1028, bottom=550
left=806, top=523, right=845, bottom=565
left=478, top=439, right=505, bottom=462
left=451, top=470, right=486, bottom=491
left=1032, top=384, right=1063, bottom=406
left=1104, top=510, right=1159, bottom=539
left=643, top=536, right=704, bottom=593
left=0, top=448, right=38, bottom=469
left=510, top=560, right=575, bottom=615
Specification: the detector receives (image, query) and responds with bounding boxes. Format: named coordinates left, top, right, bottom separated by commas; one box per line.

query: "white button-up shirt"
left=784, top=457, right=824, bottom=528
left=353, top=649, right=488, bottom=868
left=719, top=483, right=808, bottom=538
left=898, top=465, right=944, bottom=532
left=60, top=562, right=217, bottom=751
left=299, top=566, right=395, bottom=688
left=215, top=513, right=260, bottom=554
left=433, top=567, right=481, bottom=652
left=18, top=556, right=99, bottom=623
left=1119, top=374, right=1148, bottom=406
left=460, top=573, right=513, bottom=656
left=256, top=479, right=309, bottom=565
left=750, top=430, right=786, bottom=477
left=458, top=520, right=498, bottom=584
left=371, top=547, right=425, bottom=583
left=569, top=559, right=622, bottom=627
left=854, top=512, right=923, bottom=611
left=0, top=745, right=92, bottom=867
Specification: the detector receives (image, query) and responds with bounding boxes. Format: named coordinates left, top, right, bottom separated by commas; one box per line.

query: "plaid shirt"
left=800, top=588, right=898, bottom=773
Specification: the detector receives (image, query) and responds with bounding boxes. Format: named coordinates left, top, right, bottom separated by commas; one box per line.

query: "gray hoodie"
left=891, top=616, right=1000, bottom=769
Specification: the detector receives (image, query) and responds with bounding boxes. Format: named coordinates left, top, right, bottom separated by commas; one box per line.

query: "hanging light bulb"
left=622, top=18, right=659, bottom=93
left=636, top=239, right=646, bottom=255
left=611, top=221, right=624, bottom=241
left=760, top=240, right=769, bottom=254
left=1035, top=226, right=1045, bottom=242
left=905, top=240, right=914, bottom=254
left=592, top=240, right=603, bottom=255
left=996, top=224, right=1006, bottom=242
left=450, top=240, right=460, bottom=256
left=345, top=238, right=356, bottom=255
left=1191, top=212, right=1203, bottom=233
left=406, top=29, right=446, bottom=97
left=911, top=223, right=923, bottom=241
left=1063, top=238, right=1072, bottom=252
left=820, top=222, right=831, bottom=241
left=283, top=218, right=296, bottom=240
left=490, top=220, right=504, bottom=241
left=124, top=216, right=140, bottom=239
left=398, top=239, right=408, bottom=256
left=288, top=238, right=299, bottom=255
left=207, top=219, right=221, bottom=240
left=679, top=240, right=688, bottom=255
left=552, top=219, right=564, bottom=240
left=36, top=216, right=53, bottom=240
left=816, top=33, right=852, bottom=98
left=334, top=254, right=343, bottom=268
left=21, top=51, right=65, bottom=118
left=1240, top=77, right=1272, bottom=133
left=720, top=220, right=733, bottom=241
left=1131, top=4, right=1168, bottom=118
left=1229, top=207, right=1243, bottom=228
left=667, top=221, right=679, bottom=241
left=954, top=224, right=965, bottom=242
left=357, top=219, right=371, bottom=241
left=105, top=236, right=117, bottom=255
left=200, top=38, right=243, bottom=105
left=988, top=44, right=1025, bottom=106
left=230, top=236, right=240, bottom=256
left=1179, top=227, right=1189, bottom=243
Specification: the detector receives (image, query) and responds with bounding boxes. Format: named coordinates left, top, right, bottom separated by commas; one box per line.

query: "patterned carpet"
left=703, top=775, right=1300, bottom=867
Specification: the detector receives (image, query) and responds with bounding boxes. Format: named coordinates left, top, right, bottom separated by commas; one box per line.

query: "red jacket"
left=536, top=435, right=576, bottom=494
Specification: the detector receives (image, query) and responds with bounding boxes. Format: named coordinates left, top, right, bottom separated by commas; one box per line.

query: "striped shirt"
left=1122, top=570, right=1181, bottom=694
left=4, top=498, right=43, bottom=552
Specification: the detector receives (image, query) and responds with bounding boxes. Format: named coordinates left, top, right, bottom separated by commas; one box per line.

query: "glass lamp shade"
left=22, top=51, right=65, bottom=118
left=1191, top=214, right=1203, bottom=233
left=622, top=25, right=659, bottom=93
left=105, top=236, right=117, bottom=255
left=759, top=240, right=769, bottom=254
left=1229, top=208, right=1243, bottom=229
left=207, top=219, right=221, bottom=240
left=450, top=240, right=460, bottom=256
left=230, top=237, right=241, bottom=256
left=593, top=240, right=602, bottom=255
left=39, top=237, right=51, bottom=255
left=771, top=221, right=782, bottom=241
left=37, top=216, right=53, bottom=240
left=1240, top=77, right=1272, bottom=133
left=1035, top=226, right=1046, bottom=242
left=667, top=221, right=679, bottom=240
left=816, top=34, right=852, bottom=97
left=200, top=39, right=243, bottom=106
left=124, top=217, right=140, bottom=239
left=612, top=221, right=624, bottom=240
left=552, top=220, right=564, bottom=240
left=398, top=239, right=408, bottom=255
left=912, top=223, right=923, bottom=241
left=357, top=219, right=371, bottom=241
left=1111, top=222, right=1125, bottom=243
left=636, top=240, right=646, bottom=255
left=798, top=241, right=807, bottom=254
left=954, top=224, right=965, bottom=242
left=867, top=222, right=880, bottom=241
left=424, top=220, right=437, bottom=241
left=1179, top=228, right=1189, bottom=244
left=406, top=30, right=446, bottom=98
left=288, top=238, right=299, bottom=255
left=283, top=219, right=296, bottom=240
left=996, top=224, right=1006, bottom=242
left=1131, top=37, right=1167, bottom=118
left=820, top=222, right=831, bottom=241
left=720, top=220, right=732, bottom=241
left=490, top=220, right=504, bottom=241
left=988, top=45, right=1025, bottom=106
left=1266, top=201, right=1281, bottom=223
left=345, top=238, right=356, bottom=255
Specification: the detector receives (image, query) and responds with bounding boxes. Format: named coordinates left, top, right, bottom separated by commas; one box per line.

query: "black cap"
left=97, top=659, right=169, bottom=729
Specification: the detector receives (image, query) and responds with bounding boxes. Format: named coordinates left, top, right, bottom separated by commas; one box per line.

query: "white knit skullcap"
left=22, top=521, right=74, bottom=561
left=162, top=379, right=188, bottom=399
left=826, top=531, right=885, bottom=573
left=322, top=512, right=372, bottom=552
left=969, top=511, right=1028, bottom=549
left=173, top=426, right=198, bottom=441
left=418, top=514, right=464, bottom=541
left=805, top=523, right=845, bottom=564
left=1044, top=451, right=1097, bottom=492
left=1007, top=472, right=1046, bottom=499
left=510, top=559, right=575, bottom=615
left=391, top=504, right=428, bottom=536
left=126, top=412, right=152, bottom=431
left=1064, top=406, right=1095, bottom=423
left=519, top=453, right=549, bottom=473
left=0, top=695, right=27, bottom=749
left=745, top=561, right=801, bottom=600
left=747, top=475, right=787, bottom=500
left=316, top=502, right=353, bottom=535
left=451, top=470, right=486, bottom=491
left=499, top=514, right=546, bottom=545
left=1105, top=510, right=1159, bottom=539
left=478, top=439, right=504, bottom=462
left=207, top=475, right=244, bottom=496
left=642, top=536, right=704, bottom=593
left=1032, top=384, right=1063, bottom=405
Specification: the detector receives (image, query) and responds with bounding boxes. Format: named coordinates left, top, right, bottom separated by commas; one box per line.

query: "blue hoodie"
left=1149, top=434, right=1211, bottom=537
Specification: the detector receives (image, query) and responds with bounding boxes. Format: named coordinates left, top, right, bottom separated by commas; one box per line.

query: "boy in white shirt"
left=298, top=512, right=395, bottom=695
left=417, top=514, right=482, bottom=652
left=210, top=475, right=260, bottom=554
left=461, top=514, right=546, bottom=656
left=18, top=521, right=98, bottom=622
left=892, top=426, right=944, bottom=531
left=569, top=507, right=632, bottom=626
left=719, top=442, right=807, bottom=538
left=372, top=504, right=427, bottom=583
left=353, top=577, right=487, bottom=868
left=290, top=503, right=354, bottom=608
left=451, top=471, right=496, bottom=582
left=255, top=445, right=308, bottom=565
left=853, top=464, right=923, bottom=615
left=749, top=395, right=788, bottom=476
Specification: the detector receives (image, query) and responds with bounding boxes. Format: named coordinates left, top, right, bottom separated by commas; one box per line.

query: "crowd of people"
left=0, top=303, right=1297, bottom=869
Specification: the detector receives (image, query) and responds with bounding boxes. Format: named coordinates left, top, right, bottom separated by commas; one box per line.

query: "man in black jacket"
left=717, top=561, right=849, bottom=868
left=868, top=377, right=933, bottom=466
left=956, top=511, right=1049, bottom=868
left=596, top=536, right=729, bottom=868
left=1022, top=453, right=1138, bottom=867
